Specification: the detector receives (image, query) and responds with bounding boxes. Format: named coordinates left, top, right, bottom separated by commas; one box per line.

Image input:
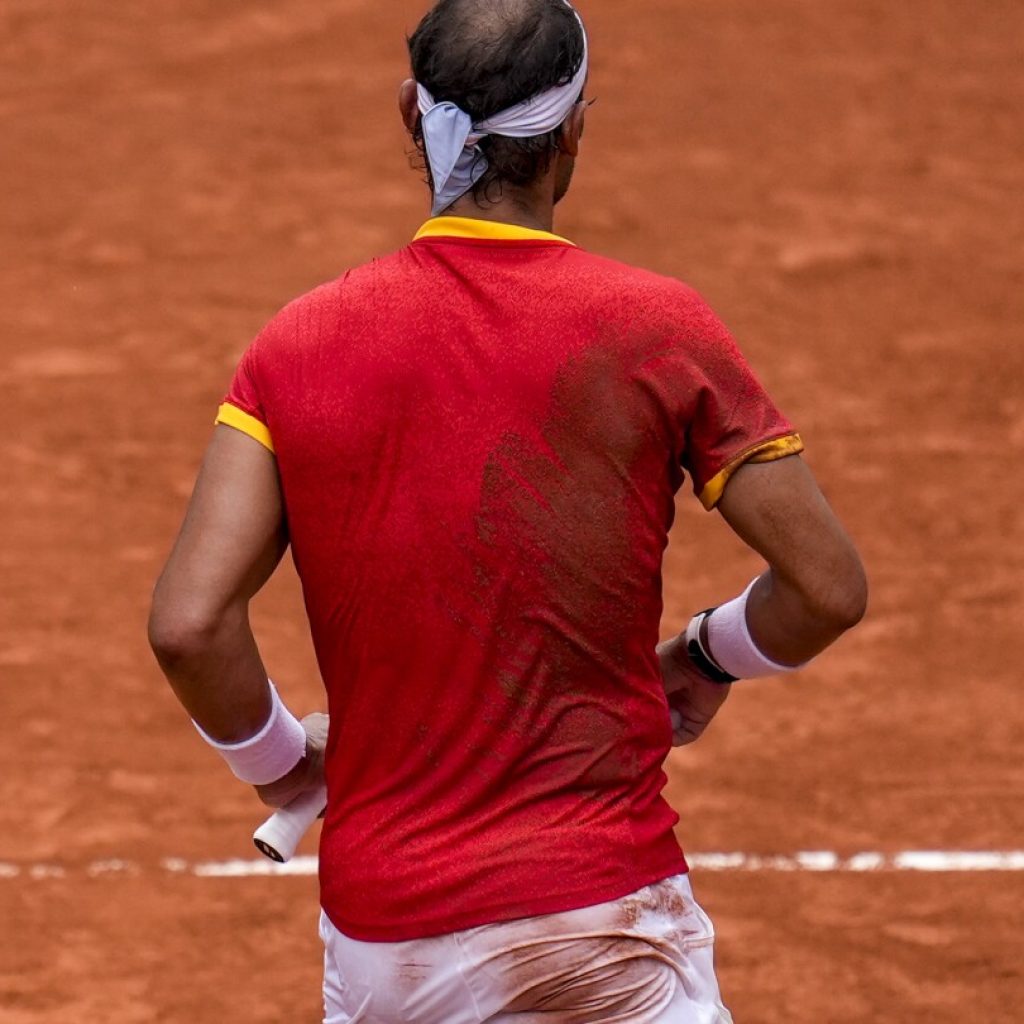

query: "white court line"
left=189, top=855, right=321, bottom=878
left=4, top=852, right=1024, bottom=880
left=893, top=851, right=1024, bottom=871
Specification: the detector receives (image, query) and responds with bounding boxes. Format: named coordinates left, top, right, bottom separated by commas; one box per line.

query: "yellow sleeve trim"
left=215, top=403, right=275, bottom=454
left=698, top=434, right=804, bottom=510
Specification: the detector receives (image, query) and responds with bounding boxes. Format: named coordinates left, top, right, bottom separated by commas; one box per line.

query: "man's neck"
left=439, top=186, right=555, bottom=233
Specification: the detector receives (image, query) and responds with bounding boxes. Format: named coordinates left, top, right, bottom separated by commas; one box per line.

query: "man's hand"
left=658, top=637, right=731, bottom=747
left=254, top=712, right=329, bottom=809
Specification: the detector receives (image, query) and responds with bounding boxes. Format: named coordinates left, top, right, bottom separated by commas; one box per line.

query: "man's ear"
left=399, top=79, right=419, bottom=133
left=558, top=99, right=587, bottom=157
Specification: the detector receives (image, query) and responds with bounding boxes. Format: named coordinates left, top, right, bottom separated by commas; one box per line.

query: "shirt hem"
left=319, top=850, right=689, bottom=943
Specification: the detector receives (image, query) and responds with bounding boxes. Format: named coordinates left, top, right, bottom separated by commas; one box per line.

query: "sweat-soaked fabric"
left=219, top=218, right=800, bottom=941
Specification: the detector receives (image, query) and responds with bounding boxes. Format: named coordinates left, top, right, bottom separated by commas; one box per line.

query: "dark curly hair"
left=408, top=0, right=586, bottom=207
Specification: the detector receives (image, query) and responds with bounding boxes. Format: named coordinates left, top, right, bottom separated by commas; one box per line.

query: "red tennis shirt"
left=218, top=217, right=802, bottom=941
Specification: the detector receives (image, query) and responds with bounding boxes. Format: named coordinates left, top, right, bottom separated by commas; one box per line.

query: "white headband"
left=416, top=4, right=589, bottom=216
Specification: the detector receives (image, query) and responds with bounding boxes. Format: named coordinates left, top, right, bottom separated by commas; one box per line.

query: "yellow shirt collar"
left=414, top=216, right=575, bottom=246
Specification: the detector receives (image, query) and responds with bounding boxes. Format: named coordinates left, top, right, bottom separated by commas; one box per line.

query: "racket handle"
left=253, top=784, right=327, bottom=863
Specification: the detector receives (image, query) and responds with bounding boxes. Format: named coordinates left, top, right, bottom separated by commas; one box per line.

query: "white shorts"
left=320, top=874, right=733, bottom=1023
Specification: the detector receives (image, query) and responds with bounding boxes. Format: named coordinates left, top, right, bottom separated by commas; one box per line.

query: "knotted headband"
left=416, top=3, right=589, bottom=215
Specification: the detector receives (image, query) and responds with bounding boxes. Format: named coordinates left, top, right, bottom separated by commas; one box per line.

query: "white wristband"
left=194, top=681, right=307, bottom=785
left=706, top=581, right=798, bottom=680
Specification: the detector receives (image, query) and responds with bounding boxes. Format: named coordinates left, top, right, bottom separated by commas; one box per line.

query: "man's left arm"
left=148, top=425, right=324, bottom=808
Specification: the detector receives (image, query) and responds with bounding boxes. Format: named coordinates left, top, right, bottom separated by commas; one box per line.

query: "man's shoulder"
left=566, top=247, right=711, bottom=320
left=565, top=246, right=695, bottom=294
left=253, top=249, right=410, bottom=343
left=280, top=250, right=404, bottom=310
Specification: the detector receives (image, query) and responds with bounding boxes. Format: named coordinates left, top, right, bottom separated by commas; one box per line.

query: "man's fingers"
left=668, top=696, right=722, bottom=746
left=662, top=653, right=732, bottom=747
left=670, top=709, right=695, bottom=747
left=671, top=719, right=707, bottom=747
left=255, top=710, right=329, bottom=808
left=301, top=711, right=329, bottom=747
left=672, top=724, right=704, bottom=747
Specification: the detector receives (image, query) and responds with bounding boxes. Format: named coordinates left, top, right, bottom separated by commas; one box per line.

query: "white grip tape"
left=253, top=785, right=327, bottom=863
left=706, top=580, right=796, bottom=679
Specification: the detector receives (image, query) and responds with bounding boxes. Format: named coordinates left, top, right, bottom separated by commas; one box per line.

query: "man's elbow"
left=147, top=587, right=221, bottom=670
left=806, top=558, right=869, bottom=634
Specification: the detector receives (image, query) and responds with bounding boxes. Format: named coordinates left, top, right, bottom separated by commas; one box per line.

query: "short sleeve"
left=215, top=335, right=275, bottom=454
left=676, top=293, right=803, bottom=509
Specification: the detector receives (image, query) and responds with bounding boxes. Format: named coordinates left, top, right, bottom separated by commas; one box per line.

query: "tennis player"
left=149, top=1, right=867, bottom=1020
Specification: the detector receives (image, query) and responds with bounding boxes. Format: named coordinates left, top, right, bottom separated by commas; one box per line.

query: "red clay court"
left=1, top=1, right=1022, bottom=1020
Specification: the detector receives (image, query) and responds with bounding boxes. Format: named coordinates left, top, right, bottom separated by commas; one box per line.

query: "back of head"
left=408, top=0, right=587, bottom=202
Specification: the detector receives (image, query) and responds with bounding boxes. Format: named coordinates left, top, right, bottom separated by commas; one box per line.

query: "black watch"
left=684, top=609, right=738, bottom=685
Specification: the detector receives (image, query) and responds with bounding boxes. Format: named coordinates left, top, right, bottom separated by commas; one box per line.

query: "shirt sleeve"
left=675, top=291, right=803, bottom=509
left=215, top=333, right=275, bottom=454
